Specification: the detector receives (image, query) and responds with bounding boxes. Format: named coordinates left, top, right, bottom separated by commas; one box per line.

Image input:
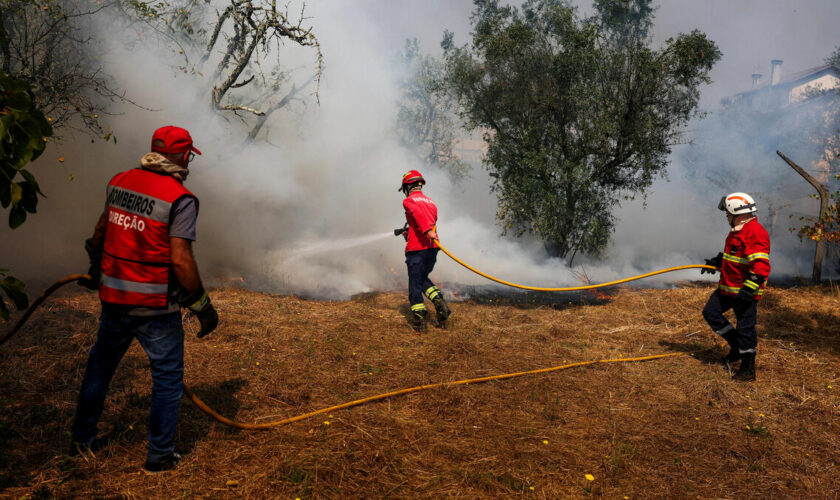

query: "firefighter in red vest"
left=701, top=192, right=770, bottom=381
left=71, top=126, right=218, bottom=472
left=396, top=170, right=451, bottom=331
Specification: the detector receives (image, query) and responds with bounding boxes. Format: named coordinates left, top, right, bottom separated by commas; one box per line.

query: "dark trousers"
left=72, top=309, right=184, bottom=462
left=406, top=248, right=439, bottom=309
left=702, top=289, right=758, bottom=352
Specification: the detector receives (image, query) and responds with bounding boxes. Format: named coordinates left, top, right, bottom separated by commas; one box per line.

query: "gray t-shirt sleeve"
left=169, top=197, right=197, bottom=241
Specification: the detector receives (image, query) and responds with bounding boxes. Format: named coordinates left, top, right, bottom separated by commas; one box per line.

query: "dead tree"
left=777, top=150, right=829, bottom=283
left=203, top=0, right=322, bottom=141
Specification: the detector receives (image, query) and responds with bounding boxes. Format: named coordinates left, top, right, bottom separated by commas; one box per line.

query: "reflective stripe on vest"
left=102, top=274, right=169, bottom=294
left=99, top=168, right=197, bottom=308
left=105, top=184, right=174, bottom=223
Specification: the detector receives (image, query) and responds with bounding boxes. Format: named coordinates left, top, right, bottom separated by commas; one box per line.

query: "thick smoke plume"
left=2, top=1, right=838, bottom=299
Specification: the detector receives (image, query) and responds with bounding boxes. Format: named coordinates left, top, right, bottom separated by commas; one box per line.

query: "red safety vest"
left=99, top=168, right=198, bottom=307
left=403, top=190, right=438, bottom=252
left=719, top=218, right=771, bottom=300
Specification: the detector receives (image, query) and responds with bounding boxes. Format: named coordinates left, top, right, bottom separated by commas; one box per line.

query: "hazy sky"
left=357, top=0, right=840, bottom=108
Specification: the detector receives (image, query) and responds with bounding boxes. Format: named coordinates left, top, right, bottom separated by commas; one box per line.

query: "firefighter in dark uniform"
left=396, top=170, right=451, bottom=331
left=71, top=126, right=218, bottom=472
left=701, top=192, right=770, bottom=381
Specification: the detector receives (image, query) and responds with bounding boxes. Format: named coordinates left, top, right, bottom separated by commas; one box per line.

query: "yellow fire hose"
left=185, top=352, right=686, bottom=429
left=1, top=262, right=701, bottom=430
left=434, top=240, right=717, bottom=291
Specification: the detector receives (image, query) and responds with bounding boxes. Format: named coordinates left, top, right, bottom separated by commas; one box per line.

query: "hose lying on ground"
left=0, top=274, right=90, bottom=347
left=185, top=352, right=686, bottom=429
left=434, top=240, right=717, bottom=292
left=2, top=273, right=691, bottom=430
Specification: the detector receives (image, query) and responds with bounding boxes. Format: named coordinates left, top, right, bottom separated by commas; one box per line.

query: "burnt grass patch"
left=1, top=284, right=839, bottom=497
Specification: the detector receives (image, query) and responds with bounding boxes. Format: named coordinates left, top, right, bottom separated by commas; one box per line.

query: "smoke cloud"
left=2, top=0, right=838, bottom=299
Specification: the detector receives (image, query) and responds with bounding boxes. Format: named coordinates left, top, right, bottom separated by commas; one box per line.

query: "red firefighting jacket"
left=403, top=190, right=438, bottom=252
left=100, top=168, right=198, bottom=307
left=719, top=218, right=770, bottom=300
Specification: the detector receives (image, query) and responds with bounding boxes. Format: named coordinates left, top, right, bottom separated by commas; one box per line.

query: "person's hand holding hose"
left=701, top=252, right=723, bottom=275
left=78, top=238, right=103, bottom=290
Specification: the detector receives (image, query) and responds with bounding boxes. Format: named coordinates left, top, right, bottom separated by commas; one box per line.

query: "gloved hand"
left=179, top=285, right=219, bottom=338
left=195, top=304, right=219, bottom=338
left=701, top=252, right=723, bottom=275
left=736, top=273, right=764, bottom=302
left=78, top=238, right=102, bottom=290
left=394, top=223, right=409, bottom=241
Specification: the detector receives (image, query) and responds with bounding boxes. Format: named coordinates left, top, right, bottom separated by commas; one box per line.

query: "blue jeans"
left=71, top=309, right=184, bottom=462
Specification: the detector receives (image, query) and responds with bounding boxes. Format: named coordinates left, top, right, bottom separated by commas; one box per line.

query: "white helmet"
left=718, top=192, right=757, bottom=215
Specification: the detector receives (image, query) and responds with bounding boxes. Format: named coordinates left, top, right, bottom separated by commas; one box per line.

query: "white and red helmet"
left=718, top=192, right=757, bottom=215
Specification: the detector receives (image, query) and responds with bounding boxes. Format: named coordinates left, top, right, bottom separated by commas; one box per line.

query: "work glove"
left=736, top=273, right=764, bottom=302
left=701, top=252, right=723, bottom=275
left=78, top=238, right=102, bottom=290
left=179, top=285, right=219, bottom=338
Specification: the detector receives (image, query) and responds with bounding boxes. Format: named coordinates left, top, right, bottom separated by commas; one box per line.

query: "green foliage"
left=744, top=421, right=770, bottom=437
left=797, top=180, right=840, bottom=244
left=441, top=0, right=720, bottom=260
left=395, top=39, right=470, bottom=182
left=827, top=45, right=840, bottom=67
left=0, top=268, right=28, bottom=320
left=1, top=0, right=118, bottom=139
left=0, top=70, right=52, bottom=229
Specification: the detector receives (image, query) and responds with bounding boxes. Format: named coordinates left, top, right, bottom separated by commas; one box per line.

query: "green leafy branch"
left=0, top=70, right=53, bottom=229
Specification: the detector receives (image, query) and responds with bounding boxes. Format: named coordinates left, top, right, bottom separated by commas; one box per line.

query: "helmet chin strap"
left=401, top=182, right=424, bottom=196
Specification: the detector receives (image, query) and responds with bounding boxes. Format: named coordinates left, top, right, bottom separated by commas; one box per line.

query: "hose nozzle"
left=394, top=223, right=408, bottom=237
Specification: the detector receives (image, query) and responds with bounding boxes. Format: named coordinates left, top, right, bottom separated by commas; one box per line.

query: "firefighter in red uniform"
left=71, top=126, right=218, bottom=472
left=701, top=192, right=770, bottom=381
left=396, top=170, right=451, bottom=331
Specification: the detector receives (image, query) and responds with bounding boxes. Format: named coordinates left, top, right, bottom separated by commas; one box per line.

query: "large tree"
left=441, top=0, right=720, bottom=261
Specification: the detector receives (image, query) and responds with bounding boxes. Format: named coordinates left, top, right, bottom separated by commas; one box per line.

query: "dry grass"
left=1, top=282, right=839, bottom=498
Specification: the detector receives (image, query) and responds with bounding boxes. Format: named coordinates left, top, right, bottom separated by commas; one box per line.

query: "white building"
left=726, top=60, right=840, bottom=108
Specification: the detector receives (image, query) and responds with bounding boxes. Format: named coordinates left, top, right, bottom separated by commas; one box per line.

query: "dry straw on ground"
left=1, top=282, right=839, bottom=498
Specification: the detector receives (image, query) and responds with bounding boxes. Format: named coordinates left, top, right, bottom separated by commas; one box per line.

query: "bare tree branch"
left=218, top=104, right=266, bottom=116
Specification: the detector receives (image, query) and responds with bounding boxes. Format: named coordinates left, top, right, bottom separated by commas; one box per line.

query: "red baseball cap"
left=151, top=126, right=202, bottom=155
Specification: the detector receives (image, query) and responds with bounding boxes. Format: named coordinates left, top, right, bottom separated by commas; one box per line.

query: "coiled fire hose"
left=1, top=258, right=705, bottom=429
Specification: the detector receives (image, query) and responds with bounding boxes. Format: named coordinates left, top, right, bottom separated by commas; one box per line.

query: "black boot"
left=410, top=308, right=428, bottom=332
left=432, top=296, right=451, bottom=323
left=732, top=352, right=756, bottom=382
left=721, top=330, right=741, bottom=366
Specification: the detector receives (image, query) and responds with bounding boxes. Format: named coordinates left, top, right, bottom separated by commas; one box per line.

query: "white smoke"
left=2, top=0, right=837, bottom=297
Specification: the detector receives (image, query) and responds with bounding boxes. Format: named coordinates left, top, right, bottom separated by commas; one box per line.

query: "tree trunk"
left=776, top=150, right=829, bottom=283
